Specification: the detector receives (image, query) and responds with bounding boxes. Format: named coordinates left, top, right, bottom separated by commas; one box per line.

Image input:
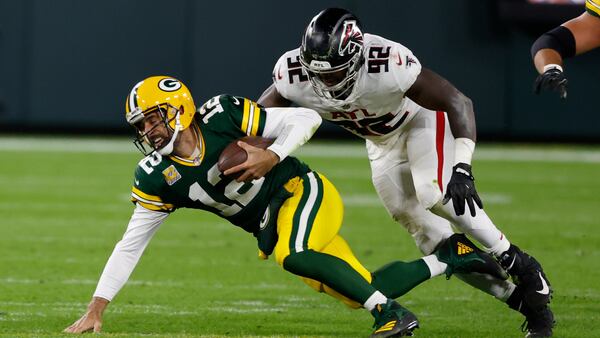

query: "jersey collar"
left=168, top=123, right=205, bottom=166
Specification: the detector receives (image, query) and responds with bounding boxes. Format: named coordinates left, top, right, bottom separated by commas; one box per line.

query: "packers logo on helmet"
left=158, top=78, right=182, bottom=92
left=125, top=76, right=196, bottom=155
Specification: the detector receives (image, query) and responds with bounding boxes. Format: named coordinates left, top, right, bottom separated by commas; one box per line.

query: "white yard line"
left=342, top=193, right=511, bottom=207
left=0, top=295, right=325, bottom=317
left=0, top=277, right=184, bottom=287
left=1, top=136, right=600, bottom=162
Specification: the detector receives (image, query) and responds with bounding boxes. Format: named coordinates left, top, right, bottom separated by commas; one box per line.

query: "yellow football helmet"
left=125, top=76, right=196, bottom=155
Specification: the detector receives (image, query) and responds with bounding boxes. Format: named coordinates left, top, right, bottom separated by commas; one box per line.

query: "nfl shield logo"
left=162, top=165, right=181, bottom=186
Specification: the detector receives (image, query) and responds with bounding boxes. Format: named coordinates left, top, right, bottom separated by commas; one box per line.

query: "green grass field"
left=1, top=136, right=599, bottom=338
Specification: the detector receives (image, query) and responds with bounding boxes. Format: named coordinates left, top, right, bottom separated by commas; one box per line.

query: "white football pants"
left=367, top=103, right=513, bottom=300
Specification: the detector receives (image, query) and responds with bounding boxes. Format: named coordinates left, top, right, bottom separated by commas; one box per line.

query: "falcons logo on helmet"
left=338, top=20, right=363, bottom=56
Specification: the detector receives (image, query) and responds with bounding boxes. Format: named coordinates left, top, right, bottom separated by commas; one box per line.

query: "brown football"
left=218, top=136, right=275, bottom=178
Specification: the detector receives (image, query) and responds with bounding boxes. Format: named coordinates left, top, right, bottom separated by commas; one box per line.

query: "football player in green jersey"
left=64, top=76, right=505, bottom=337
left=532, top=0, right=600, bottom=98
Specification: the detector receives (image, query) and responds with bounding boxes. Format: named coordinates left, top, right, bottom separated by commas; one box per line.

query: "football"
left=218, top=136, right=275, bottom=178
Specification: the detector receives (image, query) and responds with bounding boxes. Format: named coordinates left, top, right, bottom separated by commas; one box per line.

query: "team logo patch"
left=158, top=78, right=181, bottom=92
left=338, top=20, right=363, bottom=56
left=457, top=241, right=474, bottom=255
left=162, top=165, right=181, bottom=186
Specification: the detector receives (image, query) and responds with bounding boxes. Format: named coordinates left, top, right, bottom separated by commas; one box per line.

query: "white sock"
left=484, top=232, right=511, bottom=257
left=422, top=254, right=448, bottom=278
left=363, top=291, right=388, bottom=311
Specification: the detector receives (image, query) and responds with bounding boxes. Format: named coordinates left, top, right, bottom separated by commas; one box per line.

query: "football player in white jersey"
left=258, top=8, right=554, bottom=338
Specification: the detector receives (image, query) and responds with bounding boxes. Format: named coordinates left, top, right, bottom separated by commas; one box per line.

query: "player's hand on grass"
left=64, top=297, right=109, bottom=334
left=534, top=66, right=568, bottom=99
left=443, top=163, right=483, bottom=217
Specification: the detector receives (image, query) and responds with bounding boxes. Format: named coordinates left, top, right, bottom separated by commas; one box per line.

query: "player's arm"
left=405, top=67, right=476, bottom=142
left=64, top=204, right=168, bottom=333
left=534, top=11, right=600, bottom=73
left=564, top=12, right=600, bottom=55
left=531, top=10, right=600, bottom=98
left=405, top=68, right=482, bottom=217
left=225, top=104, right=322, bottom=182
left=257, top=83, right=293, bottom=108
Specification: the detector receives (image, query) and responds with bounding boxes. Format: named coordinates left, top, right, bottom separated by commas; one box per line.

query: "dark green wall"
left=0, top=0, right=597, bottom=140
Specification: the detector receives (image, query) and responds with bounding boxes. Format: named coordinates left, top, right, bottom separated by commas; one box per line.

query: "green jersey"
left=131, top=95, right=310, bottom=233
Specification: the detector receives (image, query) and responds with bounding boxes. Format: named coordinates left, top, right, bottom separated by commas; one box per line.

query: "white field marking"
left=0, top=302, right=200, bottom=318
left=0, top=278, right=293, bottom=291
left=3, top=235, right=106, bottom=245
left=509, top=211, right=599, bottom=224
left=0, top=201, right=128, bottom=213
left=223, top=283, right=291, bottom=290
left=342, top=194, right=382, bottom=207
left=475, top=146, right=600, bottom=163
left=210, top=307, right=284, bottom=313
left=0, top=299, right=318, bottom=317
left=0, top=136, right=136, bottom=153
left=479, top=193, right=512, bottom=205
left=212, top=299, right=325, bottom=310
left=0, top=278, right=183, bottom=287
left=303, top=145, right=600, bottom=162
left=318, top=167, right=370, bottom=179
left=227, top=300, right=267, bottom=306
left=3, top=136, right=600, bottom=163
left=341, top=193, right=511, bottom=207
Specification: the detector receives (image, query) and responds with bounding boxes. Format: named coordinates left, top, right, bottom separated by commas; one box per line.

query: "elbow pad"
left=531, top=26, right=576, bottom=59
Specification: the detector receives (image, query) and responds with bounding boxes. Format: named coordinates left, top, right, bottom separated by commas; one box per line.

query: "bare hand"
left=223, top=141, right=280, bottom=182
left=64, top=297, right=109, bottom=334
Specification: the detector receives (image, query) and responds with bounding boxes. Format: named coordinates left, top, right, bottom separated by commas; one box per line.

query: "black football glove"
left=533, top=67, right=568, bottom=99
left=442, top=163, right=483, bottom=217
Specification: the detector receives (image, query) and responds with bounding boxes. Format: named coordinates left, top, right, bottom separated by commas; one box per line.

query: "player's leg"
left=406, top=108, right=554, bottom=336
left=403, top=109, right=509, bottom=252
left=273, top=172, right=418, bottom=337
left=317, top=234, right=441, bottom=303
left=367, top=132, right=454, bottom=256
left=310, top=223, right=506, bottom=302
left=298, top=235, right=430, bottom=309
left=368, top=123, right=516, bottom=299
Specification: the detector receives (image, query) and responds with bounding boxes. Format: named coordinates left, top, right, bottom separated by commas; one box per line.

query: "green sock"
left=371, top=260, right=431, bottom=298
left=283, top=249, right=376, bottom=304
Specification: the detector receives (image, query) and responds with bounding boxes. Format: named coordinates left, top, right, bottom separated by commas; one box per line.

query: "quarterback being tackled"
left=64, top=76, right=505, bottom=337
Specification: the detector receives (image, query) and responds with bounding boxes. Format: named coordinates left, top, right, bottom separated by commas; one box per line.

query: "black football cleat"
left=498, top=244, right=552, bottom=311
left=522, top=305, right=554, bottom=338
left=435, top=233, right=508, bottom=280
left=507, top=286, right=555, bottom=338
left=370, top=299, right=419, bottom=337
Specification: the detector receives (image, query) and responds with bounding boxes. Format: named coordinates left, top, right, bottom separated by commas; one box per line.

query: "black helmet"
left=300, top=8, right=364, bottom=100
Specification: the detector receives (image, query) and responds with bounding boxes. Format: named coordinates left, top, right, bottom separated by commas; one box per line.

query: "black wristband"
left=531, top=26, right=576, bottom=59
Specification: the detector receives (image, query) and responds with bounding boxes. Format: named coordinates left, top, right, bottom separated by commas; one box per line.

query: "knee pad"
left=391, top=211, right=448, bottom=255
left=415, top=183, right=443, bottom=210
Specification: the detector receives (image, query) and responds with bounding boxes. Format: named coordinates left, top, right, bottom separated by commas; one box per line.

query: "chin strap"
left=158, top=112, right=182, bottom=156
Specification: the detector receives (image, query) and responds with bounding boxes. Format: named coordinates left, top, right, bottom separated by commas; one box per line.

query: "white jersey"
left=273, top=33, right=422, bottom=142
